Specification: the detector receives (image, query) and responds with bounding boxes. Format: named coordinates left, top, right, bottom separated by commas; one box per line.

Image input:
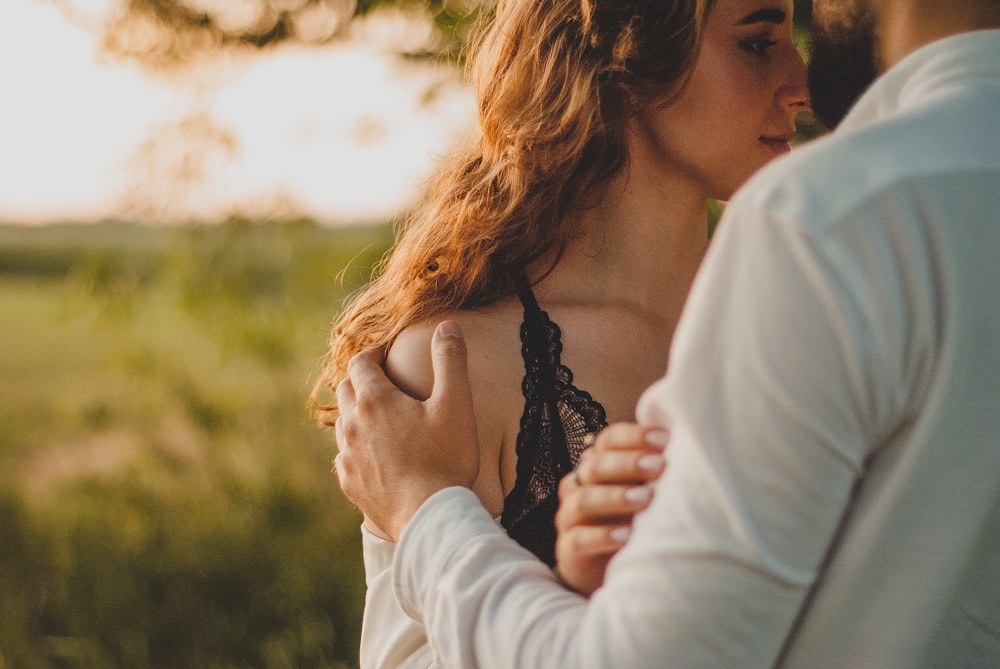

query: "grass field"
left=0, top=219, right=394, bottom=668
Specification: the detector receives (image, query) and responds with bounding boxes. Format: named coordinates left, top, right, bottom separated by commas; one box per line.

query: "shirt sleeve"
left=393, top=201, right=897, bottom=668
left=360, top=526, right=438, bottom=669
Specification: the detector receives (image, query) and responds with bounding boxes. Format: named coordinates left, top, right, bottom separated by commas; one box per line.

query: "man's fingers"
left=334, top=414, right=348, bottom=453
left=332, top=447, right=358, bottom=504
left=428, top=321, right=474, bottom=410
left=346, top=348, right=394, bottom=409
left=335, top=377, right=355, bottom=412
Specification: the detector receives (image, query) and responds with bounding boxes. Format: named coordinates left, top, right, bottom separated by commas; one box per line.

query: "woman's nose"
left=779, top=45, right=810, bottom=111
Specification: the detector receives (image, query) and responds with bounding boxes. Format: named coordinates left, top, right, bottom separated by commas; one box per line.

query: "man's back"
left=620, top=29, right=1000, bottom=668
left=761, top=30, right=1000, bottom=666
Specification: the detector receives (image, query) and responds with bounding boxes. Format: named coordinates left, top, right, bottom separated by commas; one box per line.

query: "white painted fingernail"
left=638, top=454, right=665, bottom=472
left=610, top=527, right=631, bottom=544
left=625, top=486, right=653, bottom=504
left=645, top=429, right=670, bottom=448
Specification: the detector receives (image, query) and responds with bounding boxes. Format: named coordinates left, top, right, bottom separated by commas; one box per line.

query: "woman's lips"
left=760, top=136, right=793, bottom=155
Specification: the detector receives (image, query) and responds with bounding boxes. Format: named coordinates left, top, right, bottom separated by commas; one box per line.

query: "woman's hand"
left=554, top=423, right=669, bottom=597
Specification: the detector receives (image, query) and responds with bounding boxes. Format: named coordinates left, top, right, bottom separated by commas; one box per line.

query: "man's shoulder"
left=735, top=90, right=1000, bottom=232
left=731, top=125, right=903, bottom=230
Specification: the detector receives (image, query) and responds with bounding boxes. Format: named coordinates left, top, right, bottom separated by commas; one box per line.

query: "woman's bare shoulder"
left=384, top=301, right=524, bottom=403
left=384, top=301, right=525, bottom=515
left=384, top=321, right=438, bottom=401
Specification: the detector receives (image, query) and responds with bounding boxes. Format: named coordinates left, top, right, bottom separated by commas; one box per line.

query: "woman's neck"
left=537, top=162, right=711, bottom=323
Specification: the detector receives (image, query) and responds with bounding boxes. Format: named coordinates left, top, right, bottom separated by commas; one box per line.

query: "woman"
left=318, top=0, right=808, bottom=665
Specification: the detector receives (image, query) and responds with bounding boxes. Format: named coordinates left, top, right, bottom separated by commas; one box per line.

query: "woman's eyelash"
left=740, top=37, right=779, bottom=56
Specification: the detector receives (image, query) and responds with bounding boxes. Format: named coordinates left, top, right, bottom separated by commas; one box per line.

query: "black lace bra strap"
left=502, top=287, right=608, bottom=566
left=517, top=288, right=542, bottom=326
left=517, top=288, right=554, bottom=385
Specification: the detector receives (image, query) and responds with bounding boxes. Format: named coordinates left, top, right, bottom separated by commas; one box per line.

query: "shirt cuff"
left=393, top=486, right=504, bottom=621
left=361, top=523, right=396, bottom=585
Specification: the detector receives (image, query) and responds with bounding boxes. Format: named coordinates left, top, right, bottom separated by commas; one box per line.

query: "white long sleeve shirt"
left=360, top=526, right=438, bottom=668
left=390, top=30, right=1000, bottom=668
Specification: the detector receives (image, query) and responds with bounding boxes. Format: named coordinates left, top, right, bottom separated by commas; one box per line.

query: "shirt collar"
left=838, top=28, right=1000, bottom=133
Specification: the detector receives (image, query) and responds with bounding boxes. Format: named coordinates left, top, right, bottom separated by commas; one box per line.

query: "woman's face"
left=635, top=0, right=808, bottom=200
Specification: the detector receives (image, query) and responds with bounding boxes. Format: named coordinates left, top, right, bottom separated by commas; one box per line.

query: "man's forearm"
left=394, top=488, right=592, bottom=668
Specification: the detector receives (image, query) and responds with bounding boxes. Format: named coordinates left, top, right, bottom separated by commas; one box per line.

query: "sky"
left=0, top=0, right=475, bottom=225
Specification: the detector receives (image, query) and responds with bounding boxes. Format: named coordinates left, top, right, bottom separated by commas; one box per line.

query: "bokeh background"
left=0, top=1, right=813, bottom=667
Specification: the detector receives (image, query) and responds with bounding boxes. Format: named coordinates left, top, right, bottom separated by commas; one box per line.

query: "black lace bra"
left=500, top=289, right=608, bottom=567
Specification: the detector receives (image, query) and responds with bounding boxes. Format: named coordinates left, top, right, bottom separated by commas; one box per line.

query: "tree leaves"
left=70, top=0, right=493, bottom=64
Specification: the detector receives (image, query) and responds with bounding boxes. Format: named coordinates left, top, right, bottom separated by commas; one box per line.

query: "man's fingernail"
left=625, top=486, right=653, bottom=504
left=437, top=321, right=461, bottom=338
left=645, top=429, right=670, bottom=448
left=638, top=454, right=665, bottom=472
left=610, top=527, right=631, bottom=544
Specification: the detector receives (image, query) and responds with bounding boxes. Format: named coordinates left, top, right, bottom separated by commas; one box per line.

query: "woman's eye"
left=740, top=37, right=779, bottom=56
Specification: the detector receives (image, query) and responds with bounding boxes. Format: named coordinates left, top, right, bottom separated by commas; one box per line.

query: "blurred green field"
left=0, top=219, right=394, bottom=669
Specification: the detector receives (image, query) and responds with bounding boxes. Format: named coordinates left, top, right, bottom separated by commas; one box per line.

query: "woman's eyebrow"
left=736, top=8, right=788, bottom=25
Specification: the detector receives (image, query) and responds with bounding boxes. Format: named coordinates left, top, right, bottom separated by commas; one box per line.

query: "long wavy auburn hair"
left=316, top=0, right=716, bottom=415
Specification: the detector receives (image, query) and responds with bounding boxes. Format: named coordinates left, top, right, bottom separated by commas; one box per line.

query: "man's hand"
left=554, top=423, right=669, bottom=596
left=333, top=321, right=480, bottom=541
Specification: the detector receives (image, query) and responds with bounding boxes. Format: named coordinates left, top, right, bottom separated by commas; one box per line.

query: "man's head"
left=807, top=0, right=880, bottom=129
left=807, top=0, right=1000, bottom=129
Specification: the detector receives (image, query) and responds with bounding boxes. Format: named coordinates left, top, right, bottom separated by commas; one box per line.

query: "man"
left=334, top=0, right=1000, bottom=665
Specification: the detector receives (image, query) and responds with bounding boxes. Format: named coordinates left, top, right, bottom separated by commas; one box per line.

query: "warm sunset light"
left=0, top=0, right=474, bottom=225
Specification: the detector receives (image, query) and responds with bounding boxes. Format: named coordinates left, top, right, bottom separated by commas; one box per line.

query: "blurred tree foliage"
left=55, top=0, right=810, bottom=65
left=55, top=0, right=493, bottom=64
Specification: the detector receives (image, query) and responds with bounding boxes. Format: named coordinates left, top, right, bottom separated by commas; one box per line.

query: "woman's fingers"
left=560, top=524, right=633, bottom=559
left=575, top=450, right=666, bottom=487
left=556, top=482, right=655, bottom=531
left=573, top=424, right=669, bottom=487
left=591, top=423, right=669, bottom=453
left=553, top=423, right=670, bottom=596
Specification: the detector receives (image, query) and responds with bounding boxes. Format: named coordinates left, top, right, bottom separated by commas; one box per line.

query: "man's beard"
left=808, top=7, right=880, bottom=130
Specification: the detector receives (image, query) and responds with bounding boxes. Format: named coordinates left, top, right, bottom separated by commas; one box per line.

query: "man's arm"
left=338, top=199, right=894, bottom=666
left=334, top=320, right=480, bottom=541
left=358, top=527, right=437, bottom=669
